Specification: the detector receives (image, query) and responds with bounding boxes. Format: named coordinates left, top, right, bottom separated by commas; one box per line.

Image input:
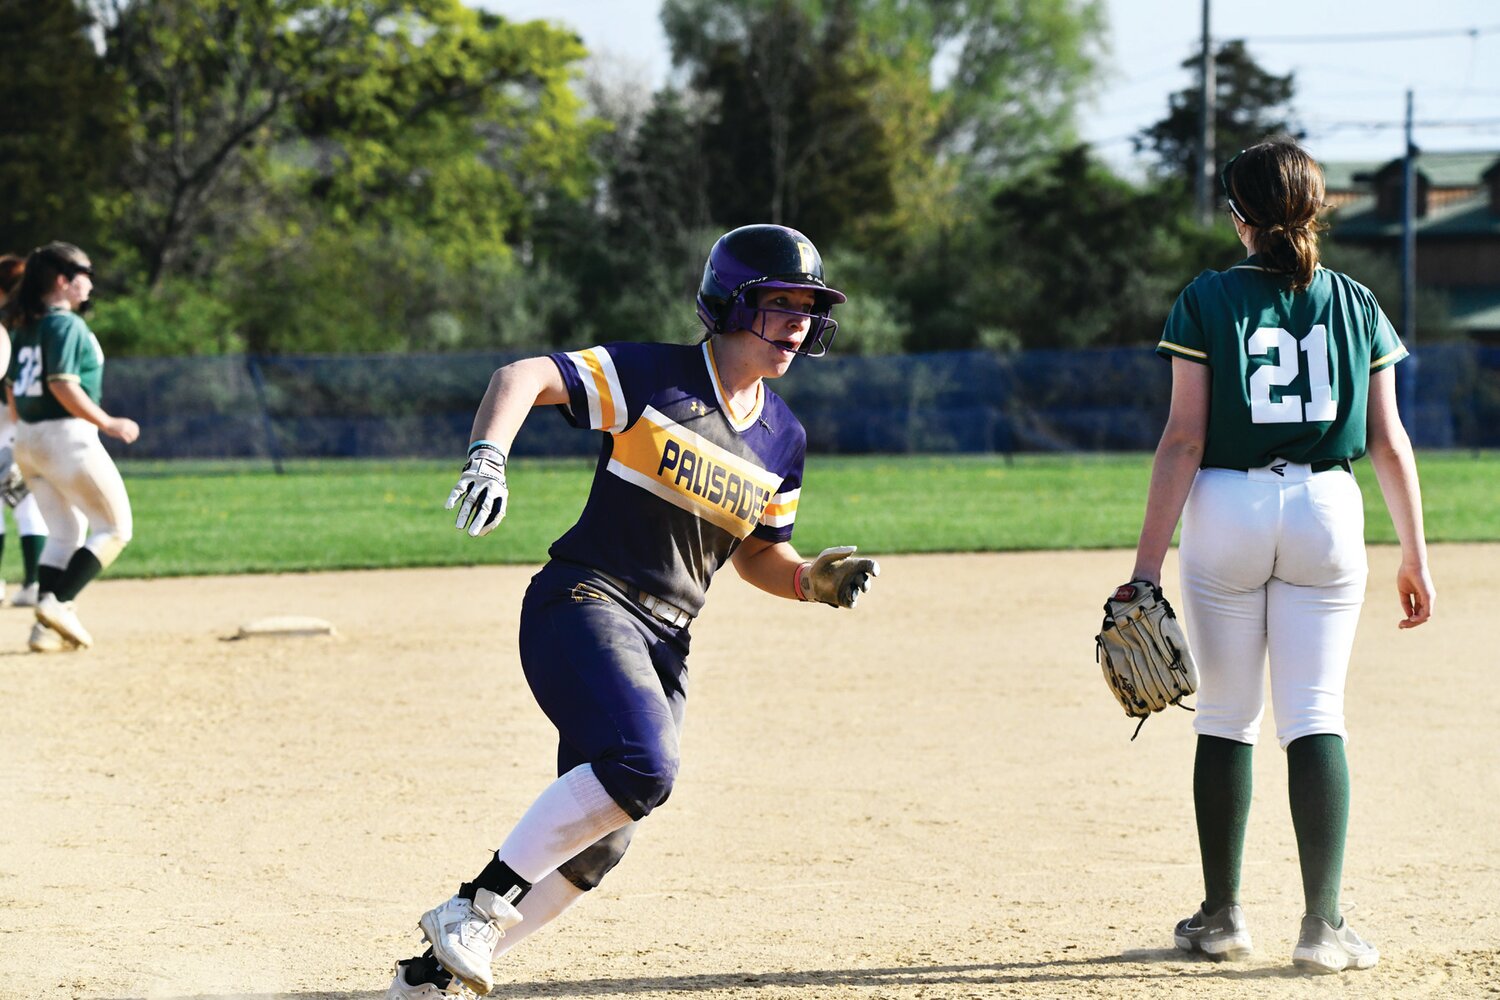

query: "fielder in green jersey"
left=1128, top=137, right=1434, bottom=976
left=1157, top=259, right=1407, bottom=470
left=4, top=242, right=137, bottom=653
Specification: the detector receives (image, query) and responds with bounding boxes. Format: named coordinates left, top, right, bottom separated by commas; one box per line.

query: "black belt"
left=588, top=568, right=693, bottom=628
left=1205, top=459, right=1351, bottom=474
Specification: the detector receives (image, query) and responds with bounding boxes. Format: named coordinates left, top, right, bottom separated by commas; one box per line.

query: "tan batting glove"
left=801, top=545, right=880, bottom=608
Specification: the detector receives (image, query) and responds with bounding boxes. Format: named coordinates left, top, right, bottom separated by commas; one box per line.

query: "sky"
left=475, top=0, right=1500, bottom=175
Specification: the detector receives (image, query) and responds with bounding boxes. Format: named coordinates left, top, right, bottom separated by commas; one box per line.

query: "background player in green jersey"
left=1130, top=137, right=1434, bottom=974
left=0, top=254, right=47, bottom=605
left=5, top=242, right=138, bottom=652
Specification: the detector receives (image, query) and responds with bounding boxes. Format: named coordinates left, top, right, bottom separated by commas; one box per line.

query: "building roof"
left=1322, top=150, right=1500, bottom=192
left=1328, top=191, right=1500, bottom=239
left=1448, top=287, right=1500, bottom=332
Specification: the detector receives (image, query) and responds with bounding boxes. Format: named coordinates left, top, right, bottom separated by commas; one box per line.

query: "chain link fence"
left=100, top=344, right=1500, bottom=462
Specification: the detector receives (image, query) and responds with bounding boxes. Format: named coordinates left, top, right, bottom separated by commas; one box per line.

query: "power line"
left=1237, top=23, right=1500, bottom=45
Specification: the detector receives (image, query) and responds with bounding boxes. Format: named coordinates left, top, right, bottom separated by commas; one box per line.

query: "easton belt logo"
left=657, top=440, right=769, bottom=523
left=1271, top=462, right=1287, bottom=477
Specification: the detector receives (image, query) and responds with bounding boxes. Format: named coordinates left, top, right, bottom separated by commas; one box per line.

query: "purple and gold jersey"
left=547, top=340, right=806, bottom=617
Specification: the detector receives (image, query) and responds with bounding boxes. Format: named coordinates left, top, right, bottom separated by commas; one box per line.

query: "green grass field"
left=52, top=451, right=1499, bottom=578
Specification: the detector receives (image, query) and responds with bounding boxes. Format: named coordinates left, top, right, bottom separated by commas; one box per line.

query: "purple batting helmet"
left=695, top=224, right=846, bottom=357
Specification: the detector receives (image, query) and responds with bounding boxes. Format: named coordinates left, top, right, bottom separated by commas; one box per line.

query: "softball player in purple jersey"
left=1131, top=138, right=1434, bottom=974
left=386, top=225, right=880, bottom=999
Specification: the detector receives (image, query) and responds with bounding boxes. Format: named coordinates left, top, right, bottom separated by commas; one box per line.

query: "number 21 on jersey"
left=1247, top=325, right=1335, bottom=424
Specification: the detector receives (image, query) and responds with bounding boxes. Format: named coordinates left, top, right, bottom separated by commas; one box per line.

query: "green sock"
left=38, top=563, right=64, bottom=596
left=1195, top=734, right=1254, bottom=913
left=1287, top=733, right=1349, bottom=925
left=20, top=535, right=45, bottom=587
left=54, top=548, right=104, bottom=603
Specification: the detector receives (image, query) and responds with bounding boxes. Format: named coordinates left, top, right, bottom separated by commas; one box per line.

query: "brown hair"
left=15, top=241, right=90, bottom=327
left=0, top=254, right=23, bottom=327
left=1222, top=136, right=1326, bottom=292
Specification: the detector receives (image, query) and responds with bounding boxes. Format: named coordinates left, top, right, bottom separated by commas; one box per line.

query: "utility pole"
left=1399, top=88, right=1419, bottom=438
left=1195, top=0, right=1216, bottom=224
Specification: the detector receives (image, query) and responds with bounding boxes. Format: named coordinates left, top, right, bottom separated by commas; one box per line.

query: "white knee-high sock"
left=497, top=764, right=631, bottom=884
left=493, top=871, right=586, bottom=957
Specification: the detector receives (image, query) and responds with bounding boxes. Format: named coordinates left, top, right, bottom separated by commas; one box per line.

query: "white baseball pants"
left=14, top=418, right=133, bottom=569
left=1179, top=462, right=1367, bottom=748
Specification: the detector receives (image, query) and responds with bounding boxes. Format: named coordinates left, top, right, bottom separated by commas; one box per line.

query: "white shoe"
left=36, top=594, right=92, bottom=649
left=386, top=959, right=477, bottom=999
left=11, top=582, right=38, bottom=608
left=1293, top=914, right=1379, bottom=973
left=28, top=621, right=76, bottom=654
left=418, top=889, right=522, bottom=994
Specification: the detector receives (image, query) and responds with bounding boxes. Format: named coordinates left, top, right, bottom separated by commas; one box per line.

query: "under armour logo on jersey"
left=1271, top=462, right=1287, bottom=477
left=687, top=400, right=707, bottom=416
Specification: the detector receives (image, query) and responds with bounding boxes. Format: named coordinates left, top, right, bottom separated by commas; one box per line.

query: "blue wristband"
left=469, top=439, right=504, bottom=455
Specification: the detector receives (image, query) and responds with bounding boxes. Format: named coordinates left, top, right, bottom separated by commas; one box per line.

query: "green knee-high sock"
left=38, top=563, right=64, bottom=596
left=54, top=548, right=104, bottom=602
left=1287, top=734, right=1350, bottom=925
left=1195, top=735, right=1254, bottom=913
left=20, top=535, right=45, bottom=587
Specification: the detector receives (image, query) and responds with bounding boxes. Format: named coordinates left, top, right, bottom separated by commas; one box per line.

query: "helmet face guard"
left=696, top=225, right=846, bottom=358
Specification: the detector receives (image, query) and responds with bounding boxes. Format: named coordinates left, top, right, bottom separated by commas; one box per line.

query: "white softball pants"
left=0, top=410, right=45, bottom=536
left=1179, top=463, right=1367, bottom=748
left=14, top=418, right=133, bottom=569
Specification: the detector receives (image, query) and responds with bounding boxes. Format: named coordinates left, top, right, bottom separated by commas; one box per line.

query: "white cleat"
left=36, top=594, right=92, bottom=649
left=386, top=959, right=478, bottom=999
left=28, top=621, right=77, bottom=654
left=1293, top=914, right=1379, bottom=974
left=418, top=889, right=522, bottom=995
left=11, top=582, right=38, bottom=608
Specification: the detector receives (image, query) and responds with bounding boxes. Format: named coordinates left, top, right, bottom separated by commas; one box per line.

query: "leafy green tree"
left=0, top=0, right=129, bottom=256
left=900, top=145, right=1242, bottom=351
left=89, top=0, right=597, bottom=293
left=1135, top=39, right=1303, bottom=186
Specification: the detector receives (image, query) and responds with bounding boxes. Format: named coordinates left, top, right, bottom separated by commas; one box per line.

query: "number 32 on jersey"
left=1247, top=325, right=1335, bottom=424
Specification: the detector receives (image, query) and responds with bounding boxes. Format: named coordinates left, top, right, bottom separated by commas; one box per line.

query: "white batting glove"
left=802, top=545, right=880, bottom=608
left=446, top=444, right=509, bottom=537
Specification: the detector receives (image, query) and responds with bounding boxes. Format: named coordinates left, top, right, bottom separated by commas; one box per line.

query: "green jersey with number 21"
left=1156, top=254, right=1407, bottom=469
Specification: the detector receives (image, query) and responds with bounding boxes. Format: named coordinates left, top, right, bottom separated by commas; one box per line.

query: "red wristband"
left=792, top=561, right=810, bottom=601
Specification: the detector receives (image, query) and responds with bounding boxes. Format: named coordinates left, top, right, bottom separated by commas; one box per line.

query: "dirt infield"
left=2, top=546, right=1496, bottom=1000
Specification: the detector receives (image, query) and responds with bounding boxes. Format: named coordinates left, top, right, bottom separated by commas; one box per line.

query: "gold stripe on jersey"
left=1370, top=346, right=1408, bottom=371
left=1157, top=339, right=1208, bottom=360
left=702, top=341, right=765, bottom=431
left=564, top=347, right=627, bottom=433
left=760, top=487, right=799, bottom=529
left=608, top=404, right=781, bottom=538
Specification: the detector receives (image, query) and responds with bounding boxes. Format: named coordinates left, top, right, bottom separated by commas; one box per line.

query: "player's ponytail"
left=1222, top=137, right=1326, bottom=293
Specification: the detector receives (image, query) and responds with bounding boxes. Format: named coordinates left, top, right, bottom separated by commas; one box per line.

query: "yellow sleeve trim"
left=1157, top=340, right=1208, bottom=360
left=1370, top=347, right=1408, bottom=371
left=46, top=374, right=82, bottom=383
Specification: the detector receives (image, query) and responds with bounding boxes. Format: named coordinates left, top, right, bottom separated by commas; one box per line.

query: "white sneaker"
left=418, top=889, right=522, bottom=994
left=1174, top=903, right=1252, bottom=960
left=11, top=582, right=38, bottom=608
left=1293, top=914, right=1379, bottom=973
left=36, top=594, right=92, bottom=649
left=28, top=621, right=75, bottom=654
left=386, top=959, right=477, bottom=999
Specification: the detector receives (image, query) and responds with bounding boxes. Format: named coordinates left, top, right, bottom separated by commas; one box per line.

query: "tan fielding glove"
left=1095, top=580, right=1198, bottom=738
